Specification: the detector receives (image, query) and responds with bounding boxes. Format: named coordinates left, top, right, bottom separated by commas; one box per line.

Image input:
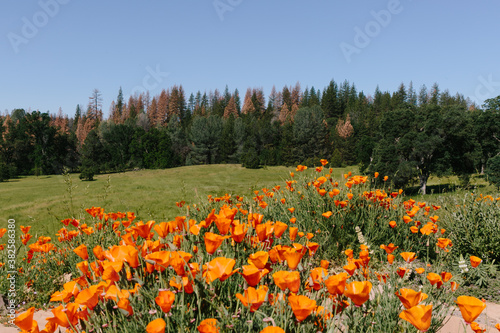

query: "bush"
left=444, top=193, right=500, bottom=264
left=79, top=167, right=95, bottom=181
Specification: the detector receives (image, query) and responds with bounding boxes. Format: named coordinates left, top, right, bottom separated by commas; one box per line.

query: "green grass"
left=0, top=164, right=495, bottom=239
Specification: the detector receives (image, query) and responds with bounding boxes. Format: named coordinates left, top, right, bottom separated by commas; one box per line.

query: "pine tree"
left=278, top=102, right=289, bottom=124
left=321, top=80, right=340, bottom=120
left=241, top=88, right=255, bottom=114
left=234, top=89, right=241, bottom=113
left=223, top=96, right=238, bottom=119
left=157, top=89, right=169, bottom=125
left=148, top=97, right=158, bottom=127
left=291, top=82, right=301, bottom=107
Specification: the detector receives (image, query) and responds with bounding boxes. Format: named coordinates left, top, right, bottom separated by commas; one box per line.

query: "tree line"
left=1, top=81, right=499, bottom=193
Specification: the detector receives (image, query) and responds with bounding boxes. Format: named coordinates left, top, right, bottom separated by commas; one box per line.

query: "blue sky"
left=1, top=1, right=499, bottom=118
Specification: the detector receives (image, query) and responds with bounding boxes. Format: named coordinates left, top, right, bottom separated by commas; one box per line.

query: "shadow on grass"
left=405, top=183, right=486, bottom=195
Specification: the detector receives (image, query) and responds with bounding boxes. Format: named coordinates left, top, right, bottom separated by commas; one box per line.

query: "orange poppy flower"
left=470, top=256, right=482, bottom=268
left=380, top=243, right=398, bottom=254
left=131, top=220, right=155, bottom=240
left=75, top=285, right=99, bottom=310
left=389, top=221, right=397, bottom=228
left=202, top=257, right=238, bottom=283
left=169, top=251, right=193, bottom=276
left=283, top=248, right=304, bottom=270
left=410, top=226, right=419, bottom=233
left=470, top=322, right=486, bottom=333
left=197, top=318, right=219, bottom=333
left=248, top=251, right=269, bottom=269
left=289, top=227, right=298, bottom=241
left=344, top=248, right=354, bottom=259
left=415, top=268, right=425, bottom=274
left=73, top=244, right=88, bottom=260
left=104, top=245, right=139, bottom=268
left=204, top=232, right=230, bottom=255
left=343, top=262, right=357, bottom=276
left=146, top=318, right=166, bottom=333
left=420, top=222, right=436, bottom=235
left=427, top=273, right=443, bottom=288
left=288, top=294, right=317, bottom=321
left=20, top=225, right=31, bottom=235
left=450, top=281, right=459, bottom=291
left=104, top=284, right=130, bottom=301
left=320, top=159, right=328, bottom=166
left=230, top=223, right=248, bottom=243
left=289, top=217, right=297, bottom=224
left=235, top=285, right=268, bottom=312
left=322, top=211, right=333, bottom=218
left=403, top=216, right=413, bottom=224
left=437, top=238, right=452, bottom=251
left=14, top=307, right=36, bottom=331
left=400, top=252, right=416, bottom=263
left=240, top=264, right=270, bottom=287
left=260, top=326, right=286, bottom=333
left=320, top=260, right=329, bottom=269
left=387, top=254, right=395, bottom=265
left=397, top=267, right=407, bottom=278
left=395, top=288, right=428, bottom=309
left=155, top=290, right=175, bottom=313
left=324, top=272, right=348, bottom=296
left=399, top=304, right=432, bottom=332
left=374, top=172, right=379, bottom=178
left=273, top=270, right=301, bottom=293
left=440, top=271, right=453, bottom=283
left=455, top=296, right=486, bottom=324
left=308, top=267, right=328, bottom=290
left=117, top=298, right=133, bottom=316
left=383, top=176, right=389, bottom=181
left=344, top=281, right=372, bottom=306
left=494, top=323, right=500, bottom=331
left=21, top=233, right=33, bottom=245
left=273, top=221, right=288, bottom=238
left=47, top=303, right=79, bottom=328
left=329, top=189, right=340, bottom=197
left=0, top=228, right=7, bottom=238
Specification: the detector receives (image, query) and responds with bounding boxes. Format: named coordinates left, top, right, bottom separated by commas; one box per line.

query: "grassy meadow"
left=2, top=164, right=500, bottom=332
left=0, top=165, right=362, bottom=237
left=0, top=164, right=493, bottom=237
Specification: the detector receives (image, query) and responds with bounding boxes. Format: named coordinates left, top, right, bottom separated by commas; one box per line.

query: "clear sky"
left=1, top=1, right=499, bottom=118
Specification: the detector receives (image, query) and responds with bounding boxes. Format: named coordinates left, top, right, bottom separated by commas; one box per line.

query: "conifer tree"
left=241, top=88, right=255, bottom=114
left=223, top=96, right=238, bottom=119
left=147, top=97, right=158, bottom=127
left=157, top=89, right=169, bottom=125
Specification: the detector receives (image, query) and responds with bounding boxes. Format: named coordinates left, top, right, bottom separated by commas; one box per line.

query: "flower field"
left=1, top=161, right=500, bottom=332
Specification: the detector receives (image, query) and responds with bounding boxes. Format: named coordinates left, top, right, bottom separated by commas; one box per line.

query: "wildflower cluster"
left=1, top=161, right=499, bottom=332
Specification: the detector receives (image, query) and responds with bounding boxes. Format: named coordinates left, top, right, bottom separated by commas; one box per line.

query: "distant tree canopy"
left=1, top=84, right=499, bottom=193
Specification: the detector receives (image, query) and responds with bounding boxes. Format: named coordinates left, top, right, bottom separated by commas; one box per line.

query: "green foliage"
left=188, top=115, right=223, bottom=165
left=444, top=193, right=500, bottom=263
left=242, top=147, right=260, bottom=169
left=485, top=155, right=500, bottom=189
left=293, top=106, right=328, bottom=162
left=79, top=167, right=95, bottom=181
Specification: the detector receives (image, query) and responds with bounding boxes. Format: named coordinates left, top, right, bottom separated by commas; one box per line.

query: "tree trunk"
left=419, top=173, right=429, bottom=195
